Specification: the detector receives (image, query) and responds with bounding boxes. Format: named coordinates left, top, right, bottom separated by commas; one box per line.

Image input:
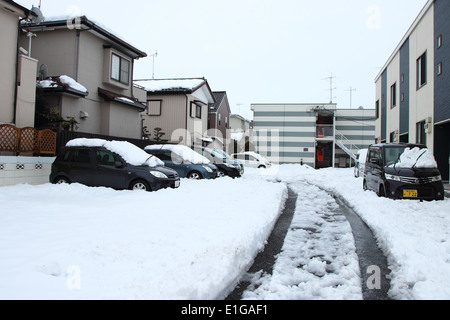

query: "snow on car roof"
left=66, top=138, right=164, bottom=167
left=145, top=144, right=210, bottom=165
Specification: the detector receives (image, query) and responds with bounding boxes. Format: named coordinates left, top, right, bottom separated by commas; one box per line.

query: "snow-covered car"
left=232, top=152, right=272, bottom=169
left=50, top=139, right=180, bottom=192
left=192, top=146, right=242, bottom=178
left=145, top=144, right=218, bottom=180
left=211, top=148, right=245, bottom=175
left=363, top=143, right=444, bottom=201
left=354, top=149, right=368, bottom=178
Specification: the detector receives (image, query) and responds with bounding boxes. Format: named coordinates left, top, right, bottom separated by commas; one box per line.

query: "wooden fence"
left=0, top=124, right=57, bottom=156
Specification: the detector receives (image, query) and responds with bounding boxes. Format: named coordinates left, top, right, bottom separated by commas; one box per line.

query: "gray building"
left=251, top=103, right=375, bottom=168
left=375, top=0, right=450, bottom=181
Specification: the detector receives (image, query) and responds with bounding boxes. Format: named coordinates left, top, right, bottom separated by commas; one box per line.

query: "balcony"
left=316, top=124, right=335, bottom=140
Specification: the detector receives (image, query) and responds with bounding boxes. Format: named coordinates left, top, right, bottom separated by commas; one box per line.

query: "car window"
left=368, top=148, right=381, bottom=163
left=384, top=147, right=408, bottom=166
left=96, top=150, right=116, bottom=166
left=72, top=149, right=91, bottom=164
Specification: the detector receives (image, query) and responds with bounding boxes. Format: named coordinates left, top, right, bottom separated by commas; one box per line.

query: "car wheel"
left=258, top=165, right=266, bottom=169
left=54, top=177, right=70, bottom=185
left=188, top=171, right=202, bottom=180
left=377, top=184, right=386, bottom=198
left=130, top=180, right=150, bottom=191
left=218, top=171, right=226, bottom=178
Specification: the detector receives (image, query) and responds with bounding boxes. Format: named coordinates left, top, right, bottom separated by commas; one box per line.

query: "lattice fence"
left=0, top=124, right=57, bottom=156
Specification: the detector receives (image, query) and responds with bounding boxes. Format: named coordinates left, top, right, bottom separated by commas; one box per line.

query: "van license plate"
left=404, top=190, right=418, bottom=198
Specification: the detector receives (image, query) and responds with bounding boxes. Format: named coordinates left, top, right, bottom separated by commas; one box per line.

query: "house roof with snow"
left=22, top=16, right=147, bottom=60
left=98, top=88, right=146, bottom=111
left=134, top=78, right=216, bottom=104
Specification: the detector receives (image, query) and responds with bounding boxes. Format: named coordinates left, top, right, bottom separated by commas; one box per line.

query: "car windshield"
left=384, top=147, right=408, bottom=166
left=212, top=149, right=232, bottom=160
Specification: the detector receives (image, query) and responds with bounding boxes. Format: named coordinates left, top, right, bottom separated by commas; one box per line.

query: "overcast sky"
left=17, top=0, right=429, bottom=119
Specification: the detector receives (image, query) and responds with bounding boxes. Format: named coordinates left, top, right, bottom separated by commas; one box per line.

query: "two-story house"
left=135, top=78, right=215, bottom=146
left=208, top=91, right=231, bottom=150
left=0, top=0, right=37, bottom=128
left=21, top=16, right=147, bottom=139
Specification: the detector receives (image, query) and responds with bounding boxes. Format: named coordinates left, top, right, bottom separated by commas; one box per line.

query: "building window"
left=390, top=131, right=396, bottom=143
left=196, top=105, right=202, bottom=119
left=401, top=92, right=405, bottom=102
left=111, top=53, right=130, bottom=85
left=437, top=34, right=442, bottom=49
left=390, top=83, right=397, bottom=108
left=437, top=62, right=443, bottom=76
left=417, top=52, right=427, bottom=89
left=416, top=121, right=427, bottom=145
left=147, top=100, right=162, bottom=116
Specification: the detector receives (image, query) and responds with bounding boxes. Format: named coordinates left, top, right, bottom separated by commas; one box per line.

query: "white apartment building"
left=251, top=103, right=375, bottom=168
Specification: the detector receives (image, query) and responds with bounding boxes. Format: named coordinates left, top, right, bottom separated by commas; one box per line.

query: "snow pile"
left=135, top=79, right=205, bottom=93
left=393, top=147, right=438, bottom=169
left=66, top=139, right=164, bottom=167
left=59, top=75, right=88, bottom=93
left=145, top=145, right=210, bottom=165
left=38, top=75, right=88, bottom=93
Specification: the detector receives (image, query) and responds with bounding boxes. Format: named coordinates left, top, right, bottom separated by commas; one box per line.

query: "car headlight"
left=203, top=165, right=213, bottom=173
left=385, top=174, right=401, bottom=181
left=150, top=170, right=168, bottom=179
left=431, top=175, right=442, bottom=182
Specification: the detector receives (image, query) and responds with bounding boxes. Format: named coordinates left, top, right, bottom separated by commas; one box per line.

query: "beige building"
left=374, top=0, right=450, bottom=181
left=135, top=78, right=216, bottom=146
left=21, top=16, right=147, bottom=139
left=0, top=0, right=37, bottom=127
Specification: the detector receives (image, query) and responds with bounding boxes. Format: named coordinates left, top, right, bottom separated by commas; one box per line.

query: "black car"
left=191, top=146, right=242, bottom=178
left=50, top=139, right=180, bottom=192
left=363, top=143, right=444, bottom=201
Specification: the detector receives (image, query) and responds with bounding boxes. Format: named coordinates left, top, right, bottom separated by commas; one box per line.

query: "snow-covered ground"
left=0, top=165, right=449, bottom=300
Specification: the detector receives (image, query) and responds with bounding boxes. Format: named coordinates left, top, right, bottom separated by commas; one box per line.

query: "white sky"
left=16, top=0, right=429, bottom=120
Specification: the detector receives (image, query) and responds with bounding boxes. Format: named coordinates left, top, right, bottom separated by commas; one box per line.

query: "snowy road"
left=231, top=181, right=365, bottom=300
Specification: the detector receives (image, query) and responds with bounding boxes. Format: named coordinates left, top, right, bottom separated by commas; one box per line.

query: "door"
left=94, top=150, right=128, bottom=190
left=68, top=148, right=94, bottom=186
left=366, top=147, right=382, bottom=191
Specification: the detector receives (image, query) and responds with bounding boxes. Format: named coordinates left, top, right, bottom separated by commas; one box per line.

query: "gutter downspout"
left=74, top=29, right=81, bottom=81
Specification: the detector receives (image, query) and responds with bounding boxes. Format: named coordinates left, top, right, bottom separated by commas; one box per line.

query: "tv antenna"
left=345, top=86, right=357, bottom=108
left=322, top=73, right=336, bottom=104
left=150, top=51, right=158, bottom=79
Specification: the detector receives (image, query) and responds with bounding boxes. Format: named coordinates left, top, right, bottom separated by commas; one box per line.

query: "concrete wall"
left=0, top=156, right=55, bottom=186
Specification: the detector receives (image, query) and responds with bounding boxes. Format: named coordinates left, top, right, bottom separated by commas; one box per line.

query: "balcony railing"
left=316, top=124, right=334, bottom=139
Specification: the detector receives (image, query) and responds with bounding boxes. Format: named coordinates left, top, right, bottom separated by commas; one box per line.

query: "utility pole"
left=345, top=86, right=357, bottom=108
left=323, top=73, right=336, bottom=104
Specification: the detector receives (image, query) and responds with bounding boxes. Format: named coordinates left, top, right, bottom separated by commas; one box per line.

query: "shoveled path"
left=225, top=183, right=391, bottom=300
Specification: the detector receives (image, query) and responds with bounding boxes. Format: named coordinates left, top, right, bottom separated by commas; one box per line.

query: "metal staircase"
left=335, top=130, right=359, bottom=161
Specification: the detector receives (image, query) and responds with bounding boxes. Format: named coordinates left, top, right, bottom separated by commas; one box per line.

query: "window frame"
left=417, top=52, right=427, bottom=90
left=390, top=82, right=397, bottom=109
left=111, top=53, right=131, bottom=85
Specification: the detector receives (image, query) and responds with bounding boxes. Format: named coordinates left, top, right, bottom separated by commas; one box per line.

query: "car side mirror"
left=115, top=161, right=124, bottom=168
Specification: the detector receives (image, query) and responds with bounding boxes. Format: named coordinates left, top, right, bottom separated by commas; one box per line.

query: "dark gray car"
left=50, top=144, right=180, bottom=192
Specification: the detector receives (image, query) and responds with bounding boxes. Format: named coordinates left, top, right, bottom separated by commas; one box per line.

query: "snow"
left=134, top=79, right=205, bottom=93
left=145, top=144, right=210, bottom=165
left=0, top=165, right=449, bottom=300
left=66, top=139, right=164, bottom=167
left=37, top=75, right=88, bottom=94
left=392, top=147, right=438, bottom=169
